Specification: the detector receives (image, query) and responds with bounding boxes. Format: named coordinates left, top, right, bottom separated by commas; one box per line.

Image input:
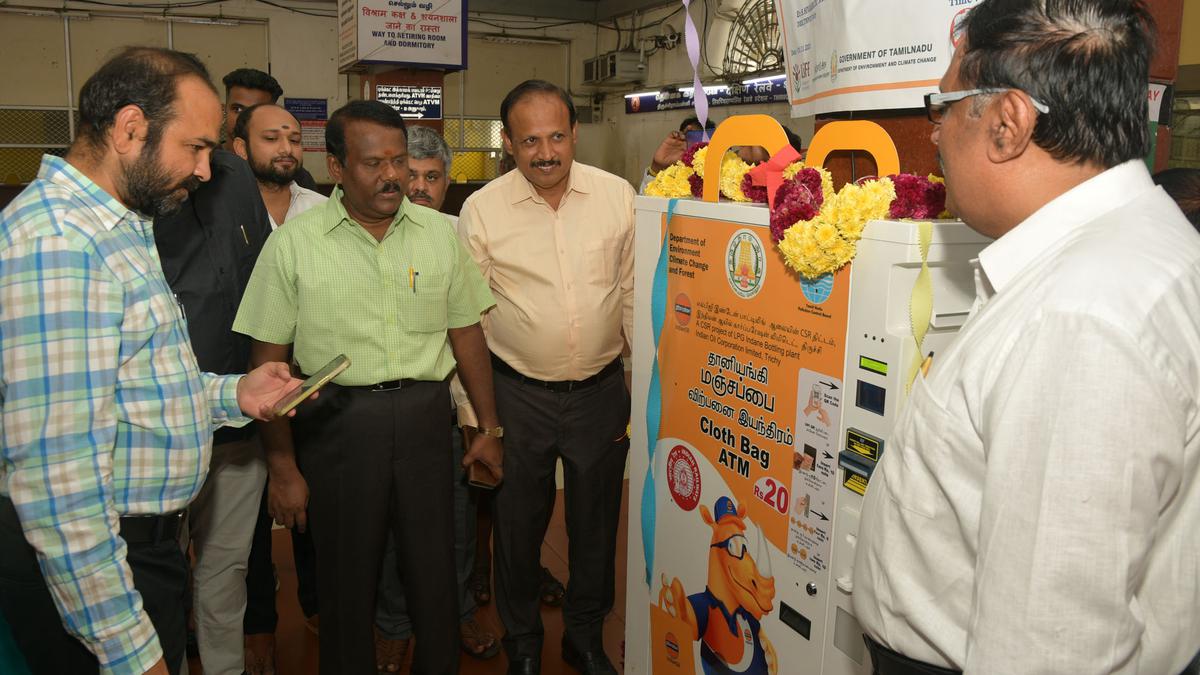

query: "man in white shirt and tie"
left=854, top=1, right=1200, bottom=673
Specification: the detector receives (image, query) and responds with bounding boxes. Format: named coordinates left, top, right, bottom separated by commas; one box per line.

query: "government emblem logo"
left=725, top=229, right=766, bottom=299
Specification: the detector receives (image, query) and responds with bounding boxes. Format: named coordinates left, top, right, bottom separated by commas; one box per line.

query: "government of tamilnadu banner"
left=775, top=0, right=982, bottom=117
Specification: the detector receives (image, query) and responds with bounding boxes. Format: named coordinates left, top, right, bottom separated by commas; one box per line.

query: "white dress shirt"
left=267, top=181, right=327, bottom=229
left=854, top=160, right=1200, bottom=674
left=441, top=213, right=477, bottom=424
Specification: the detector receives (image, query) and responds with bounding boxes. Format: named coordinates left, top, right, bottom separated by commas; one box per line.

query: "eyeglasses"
left=924, top=88, right=1050, bottom=124
left=711, top=534, right=748, bottom=560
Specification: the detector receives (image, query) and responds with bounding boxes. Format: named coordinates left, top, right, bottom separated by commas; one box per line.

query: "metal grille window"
left=1170, top=96, right=1200, bottom=170
left=0, top=9, right=268, bottom=186
left=443, top=116, right=504, bottom=181
left=0, top=107, right=73, bottom=184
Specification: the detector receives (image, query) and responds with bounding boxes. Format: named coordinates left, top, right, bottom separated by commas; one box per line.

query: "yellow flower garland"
left=644, top=147, right=932, bottom=279
left=644, top=163, right=695, bottom=198
left=777, top=178, right=896, bottom=278
left=691, top=146, right=710, bottom=178
left=644, top=144, right=742, bottom=197
left=719, top=156, right=753, bottom=202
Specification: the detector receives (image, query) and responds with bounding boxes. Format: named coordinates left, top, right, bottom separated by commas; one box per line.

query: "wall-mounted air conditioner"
left=583, top=51, right=644, bottom=85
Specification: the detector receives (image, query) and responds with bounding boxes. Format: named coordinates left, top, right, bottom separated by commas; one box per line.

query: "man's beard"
left=247, top=144, right=298, bottom=187
left=122, top=136, right=200, bottom=217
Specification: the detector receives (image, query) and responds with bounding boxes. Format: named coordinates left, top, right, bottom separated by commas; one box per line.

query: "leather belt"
left=118, top=511, right=186, bottom=545
left=300, top=376, right=421, bottom=392
left=863, top=635, right=961, bottom=675
left=490, top=353, right=622, bottom=393
left=347, top=379, right=421, bottom=392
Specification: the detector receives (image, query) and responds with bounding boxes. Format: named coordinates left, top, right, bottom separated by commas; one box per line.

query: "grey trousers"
left=188, top=437, right=268, bottom=675
left=375, top=422, right=477, bottom=639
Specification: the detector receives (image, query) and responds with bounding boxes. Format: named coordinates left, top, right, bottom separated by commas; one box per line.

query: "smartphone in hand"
left=270, top=354, right=351, bottom=417
left=467, top=461, right=500, bottom=489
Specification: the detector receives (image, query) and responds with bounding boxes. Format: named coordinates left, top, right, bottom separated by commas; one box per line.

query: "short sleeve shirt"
left=233, top=189, right=494, bottom=385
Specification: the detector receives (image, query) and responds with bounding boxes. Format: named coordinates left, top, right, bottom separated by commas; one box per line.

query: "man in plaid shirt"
left=0, top=47, right=303, bottom=675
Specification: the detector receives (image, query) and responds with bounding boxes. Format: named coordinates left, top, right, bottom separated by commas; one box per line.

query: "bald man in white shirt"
left=232, top=103, right=325, bottom=229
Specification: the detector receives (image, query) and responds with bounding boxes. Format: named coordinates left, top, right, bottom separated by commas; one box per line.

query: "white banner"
left=775, top=0, right=982, bottom=117
left=339, top=0, right=465, bottom=72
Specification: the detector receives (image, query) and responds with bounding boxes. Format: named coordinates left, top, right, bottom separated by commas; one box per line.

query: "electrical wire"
left=700, top=0, right=726, bottom=78
left=251, top=0, right=336, bottom=18
left=46, top=1, right=677, bottom=33
left=625, top=5, right=684, bottom=33
left=56, top=0, right=334, bottom=17
left=470, top=17, right=617, bottom=31
left=64, top=0, right=225, bottom=9
left=471, top=4, right=683, bottom=37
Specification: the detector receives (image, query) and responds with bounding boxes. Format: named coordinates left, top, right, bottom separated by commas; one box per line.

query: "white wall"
left=1, top=0, right=807, bottom=186
left=462, top=3, right=812, bottom=185
left=2, top=0, right=347, bottom=182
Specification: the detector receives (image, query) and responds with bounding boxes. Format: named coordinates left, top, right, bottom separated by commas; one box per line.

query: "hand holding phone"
left=270, top=354, right=351, bottom=417
left=467, top=460, right=500, bottom=489
left=462, top=426, right=503, bottom=489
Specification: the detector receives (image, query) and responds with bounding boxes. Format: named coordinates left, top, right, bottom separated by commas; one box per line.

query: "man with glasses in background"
left=372, top=125, right=501, bottom=671
left=853, top=2, right=1200, bottom=673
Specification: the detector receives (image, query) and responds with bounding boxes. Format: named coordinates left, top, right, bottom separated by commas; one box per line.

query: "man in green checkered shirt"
left=233, top=100, right=502, bottom=675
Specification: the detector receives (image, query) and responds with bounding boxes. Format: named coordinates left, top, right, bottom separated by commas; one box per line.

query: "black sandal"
left=467, top=568, right=491, bottom=606
left=460, top=617, right=502, bottom=659
left=539, top=566, right=565, bottom=607
left=374, top=627, right=410, bottom=673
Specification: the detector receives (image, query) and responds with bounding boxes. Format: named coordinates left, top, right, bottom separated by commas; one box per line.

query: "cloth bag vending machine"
left=624, top=120, right=990, bottom=675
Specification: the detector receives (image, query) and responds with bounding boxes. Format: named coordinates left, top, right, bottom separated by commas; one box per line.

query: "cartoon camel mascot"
left=658, top=496, right=778, bottom=674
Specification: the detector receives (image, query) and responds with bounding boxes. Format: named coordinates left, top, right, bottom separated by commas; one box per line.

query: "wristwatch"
left=477, top=425, right=504, bottom=439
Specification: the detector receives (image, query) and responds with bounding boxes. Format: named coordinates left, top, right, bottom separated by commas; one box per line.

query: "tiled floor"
left=189, top=482, right=629, bottom=674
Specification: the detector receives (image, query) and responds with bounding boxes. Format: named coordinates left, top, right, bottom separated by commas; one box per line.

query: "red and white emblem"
left=666, top=445, right=701, bottom=511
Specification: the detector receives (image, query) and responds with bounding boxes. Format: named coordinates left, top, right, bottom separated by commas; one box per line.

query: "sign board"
left=775, top=0, right=983, bottom=116
left=625, top=79, right=788, bottom=115
left=283, top=98, right=328, bottom=121
left=300, top=120, right=327, bottom=153
left=338, top=0, right=359, bottom=72
left=1148, top=82, right=1173, bottom=126
left=338, top=0, right=466, bottom=72
left=376, top=84, right=443, bottom=120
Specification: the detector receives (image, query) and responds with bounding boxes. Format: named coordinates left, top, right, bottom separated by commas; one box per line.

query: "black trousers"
left=244, top=478, right=319, bottom=634
left=293, top=380, right=459, bottom=675
left=864, top=634, right=1200, bottom=675
left=492, top=367, right=630, bottom=659
left=864, top=635, right=962, bottom=675
left=0, top=496, right=188, bottom=675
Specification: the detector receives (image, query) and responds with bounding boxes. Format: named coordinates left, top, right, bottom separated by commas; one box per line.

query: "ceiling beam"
left=469, top=0, right=600, bottom=21
left=599, top=0, right=676, bottom=20
left=468, top=0, right=677, bottom=22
